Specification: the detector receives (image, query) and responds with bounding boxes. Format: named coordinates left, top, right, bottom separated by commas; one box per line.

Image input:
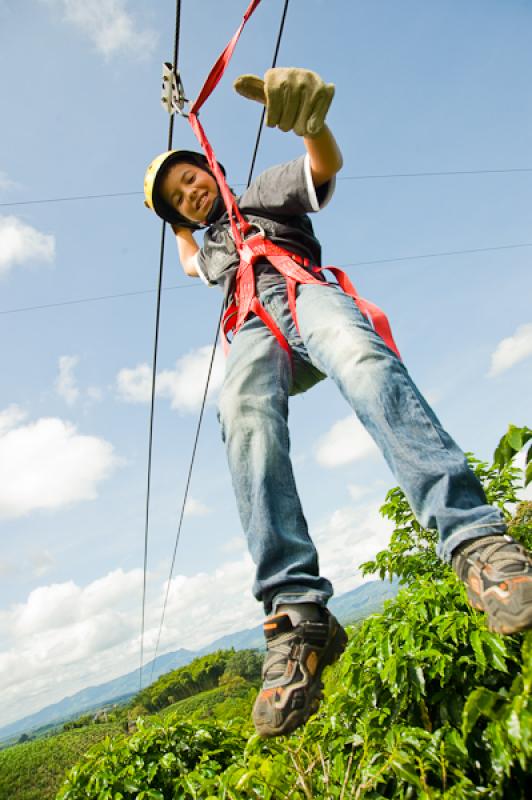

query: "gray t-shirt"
left=194, top=154, right=335, bottom=303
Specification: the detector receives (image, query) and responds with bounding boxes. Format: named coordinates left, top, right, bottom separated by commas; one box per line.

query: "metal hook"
left=161, top=62, right=189, bottom=117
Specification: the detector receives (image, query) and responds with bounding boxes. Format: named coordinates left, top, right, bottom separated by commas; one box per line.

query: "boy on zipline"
left=144, top=67, right=532, bottom=737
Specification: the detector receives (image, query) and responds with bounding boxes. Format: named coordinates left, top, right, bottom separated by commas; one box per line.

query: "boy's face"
left=159, top=161, right=219, bottom=225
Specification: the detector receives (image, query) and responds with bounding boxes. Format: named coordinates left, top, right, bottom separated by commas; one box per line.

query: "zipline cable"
left=2, top=167, right=531, bottom=208
left=148, top=0, right=291, bottom=684
left=139, top=0, right=183, bottom=691
left=2, top=240, right=532, bottom=317
left=245, top=0, right=289, bottom=185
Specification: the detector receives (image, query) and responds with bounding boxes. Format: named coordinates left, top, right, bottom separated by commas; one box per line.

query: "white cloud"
left=56, top=355, right=80, bottom=405
left=184, top=497, right=211, bottom=517
left=0, top=405, right=26, bottom=435
left=116, top=345, right=225, bottom=413
left=220, top=535, right=246, bottom=554
left=313, top=501, right=393, bottom=594
left=0, top=406, right=120, bottom=518
left=0, top=171, right=16, bottom=191
left=157, top=347, right=225, bottom=412
left=0, top=495, right=394, bottom=728
left=0, top=560, right=258, bottom=727
left=488, top=323, right=532, bottom=377
left=152, top=557, right=261, bottom=656
left=116, top=362, right=151, bottom=403
left=28, top=549, right=55, bottom=578
left=55, top=356, right=103, bottom=406
left=315, top=415, right=378, bottom=468
left=43, top=0, right=157, bottom=58
left=0, top=215, right=55, bottom=277
left=87, top=386, right=104, bottom=402
left=0, top=569, right=145, bottom=729
left=347, top=483, right=372, bottom=502
left=10, top=569, right=142, bottom=638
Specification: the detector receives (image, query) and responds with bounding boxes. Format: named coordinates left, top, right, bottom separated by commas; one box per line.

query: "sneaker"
left=452, top=534, right=532, bottom=634
left=252, top=609, right=347, bottom=737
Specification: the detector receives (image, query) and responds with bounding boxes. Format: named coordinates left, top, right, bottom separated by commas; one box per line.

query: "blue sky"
left=0, top=0, right=531, bottom=727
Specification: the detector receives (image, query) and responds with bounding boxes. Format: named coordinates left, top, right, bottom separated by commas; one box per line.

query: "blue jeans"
left=218, top=283, right=506, bottom=613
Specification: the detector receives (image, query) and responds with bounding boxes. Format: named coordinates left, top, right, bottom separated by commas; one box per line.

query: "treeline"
left=129, top=649, right=262, bottom=714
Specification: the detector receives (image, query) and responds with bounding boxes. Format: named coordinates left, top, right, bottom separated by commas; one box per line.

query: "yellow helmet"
left=143, top=149, right=225, bottom=229
left=143, top=150, right=176, bottom=215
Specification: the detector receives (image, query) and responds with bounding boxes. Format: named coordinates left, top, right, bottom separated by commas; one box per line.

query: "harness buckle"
left=161, top=62, right=189, bottom=117
left=228, top=222, right=265, bottom=244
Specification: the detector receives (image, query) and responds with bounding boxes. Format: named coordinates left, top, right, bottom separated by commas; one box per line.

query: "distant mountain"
left=329, top=578, right=398, bottom=623
left=0, top=648, right=195, bottom=743
left=0, top=579, right=397, bottom=743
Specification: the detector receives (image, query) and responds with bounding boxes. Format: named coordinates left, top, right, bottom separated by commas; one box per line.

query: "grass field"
left=0, top=723, right=121, bottom=800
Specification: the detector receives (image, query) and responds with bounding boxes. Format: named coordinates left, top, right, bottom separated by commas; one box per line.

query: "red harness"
left=186, top=0, right=401, bottom=362
left=220, top=229, right=401, bottom=360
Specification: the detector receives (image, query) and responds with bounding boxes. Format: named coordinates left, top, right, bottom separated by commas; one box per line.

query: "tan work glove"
left=233, top=67, right=335, bottom=138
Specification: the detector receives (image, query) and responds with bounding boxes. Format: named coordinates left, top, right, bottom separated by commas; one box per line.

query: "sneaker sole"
left=466, top=577, right=532, bottom=635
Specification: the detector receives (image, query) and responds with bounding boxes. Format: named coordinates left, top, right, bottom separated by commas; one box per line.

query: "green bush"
left=56, top=425, right=532, bottom=798
left=56, top=720, right=246, bottom=800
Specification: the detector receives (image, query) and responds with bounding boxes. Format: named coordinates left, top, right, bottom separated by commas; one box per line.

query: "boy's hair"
left=144, top=150, right=225, bottom=229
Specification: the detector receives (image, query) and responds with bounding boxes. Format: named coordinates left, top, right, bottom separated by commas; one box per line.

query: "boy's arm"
left=303, top=124, right=343, bottom=188
left=234, top=68, right=343, bottom=188
left=172, top=226, right=199, bottom=277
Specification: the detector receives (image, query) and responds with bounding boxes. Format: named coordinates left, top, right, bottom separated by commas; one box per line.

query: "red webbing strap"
left=221, top=231, right=402, bottom=361
left=234, top=258, right=257, bottom=330
left=187, top=0, right=263, bottom=248
left=189, top=0, right=262, bottom=116
left=260, top=240, right=323, bottom=335
left=250, top=297, right=291, bottom=355
left=221, top=286, right=292, bottom=358
left=324, top=266, right=402, bottom=359
left=236, top=234, right=326, bottom=346
left=188, top=113, right=247, bottom=247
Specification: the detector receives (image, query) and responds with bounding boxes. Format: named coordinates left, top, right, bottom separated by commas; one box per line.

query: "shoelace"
left=462, top=536, right=529, bottom=577
left=263, top=634, right=296, bottom=681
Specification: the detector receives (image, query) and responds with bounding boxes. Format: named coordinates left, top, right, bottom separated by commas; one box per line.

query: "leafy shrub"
left=56, top=720, right=246, bottom=800
left=134, top=652, right=234, bottom=713
left=57, top=426, right=532, bottom=798
left=161, top=682, right=256, bottom=724
left=130, top=649, right=262, bottom=718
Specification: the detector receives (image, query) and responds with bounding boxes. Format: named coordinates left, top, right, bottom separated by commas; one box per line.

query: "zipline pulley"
left=161, top=62, right=188, bottom=117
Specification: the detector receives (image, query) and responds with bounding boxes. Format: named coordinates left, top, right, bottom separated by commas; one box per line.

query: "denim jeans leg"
left=296, top=284, right=506, bottom=562
left=218, top=311, right=333, bottom=613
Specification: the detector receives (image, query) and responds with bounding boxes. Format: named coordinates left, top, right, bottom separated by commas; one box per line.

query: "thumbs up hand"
left=234, top=67, right=335, bottom=138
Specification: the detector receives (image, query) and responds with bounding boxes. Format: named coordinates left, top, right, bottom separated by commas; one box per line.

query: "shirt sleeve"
left=240, top=154, right=336, bottom=217
left=194, top=250, right=216, bottom=287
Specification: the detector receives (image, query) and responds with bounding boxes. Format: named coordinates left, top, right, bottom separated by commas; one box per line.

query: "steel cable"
left=139, top=0, right=183, bottom=691
left=148, top=0, right=291, bottom=684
